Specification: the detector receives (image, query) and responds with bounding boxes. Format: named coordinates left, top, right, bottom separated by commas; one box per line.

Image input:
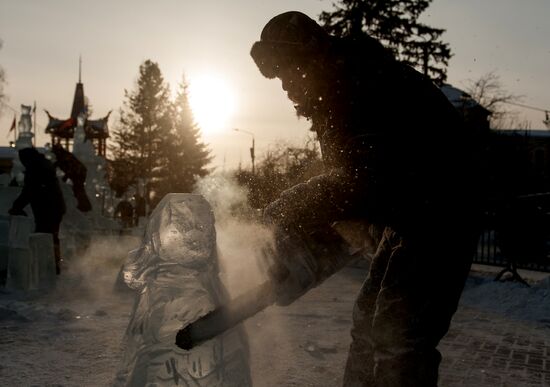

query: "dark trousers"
left=342, top=224, right=478, bottom=386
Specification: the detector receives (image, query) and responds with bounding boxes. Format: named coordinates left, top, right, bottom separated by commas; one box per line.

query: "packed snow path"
left=1, top=253, right=549, bottom=386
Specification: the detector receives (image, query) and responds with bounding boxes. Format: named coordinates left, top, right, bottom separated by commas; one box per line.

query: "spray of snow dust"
left=56, top=234, right=140, bottom=301
left=194, top=173, right=274, bottom=299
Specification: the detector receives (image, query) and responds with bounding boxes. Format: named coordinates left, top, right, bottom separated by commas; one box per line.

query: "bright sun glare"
left=188, top=75, right=236, bottom=135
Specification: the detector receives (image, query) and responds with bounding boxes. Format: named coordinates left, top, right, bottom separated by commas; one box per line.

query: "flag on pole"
left=8, top=115, right=16, bottom=133
left=6, top=114, right=16, bottom=139
left=33, top=101, right=37, bottom=146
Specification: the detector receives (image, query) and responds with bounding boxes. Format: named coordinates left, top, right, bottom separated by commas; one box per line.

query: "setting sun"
left=188, top=74, right=236, bottom=135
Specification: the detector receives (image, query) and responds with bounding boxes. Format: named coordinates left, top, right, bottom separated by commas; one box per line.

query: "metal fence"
left=473, top=227, right=550, bottom=273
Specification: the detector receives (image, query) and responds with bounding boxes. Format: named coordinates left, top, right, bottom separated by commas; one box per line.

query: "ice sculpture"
left=29, top=233, right=56, bottom=289
left=11, top=104, right=35, bottom=185
left=115, top=193, right=251, bottom=387
left=71, top=112, right=119, bottom=231
left=2, top=215, right=56, bottom=291
left=18, top=104, right=33, bottom=135
left=0, top=215, right=8, bottom=286
left=58, top=181, right=93, bottom=259
left=5, top=215, right=35, bottom=291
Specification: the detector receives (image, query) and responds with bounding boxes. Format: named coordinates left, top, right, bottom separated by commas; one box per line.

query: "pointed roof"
left=441, top=84, right=491, bottom=130
left=440, top=84, right=491, bottom=115
left=70, top=56, right=86, bottom=120
left=70, top=81, right=86, bottom=120
left=45, top=58, right=109, bottom=141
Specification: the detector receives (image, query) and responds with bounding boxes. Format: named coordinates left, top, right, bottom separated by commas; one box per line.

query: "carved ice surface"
left=0, top=216, right=8, bottom=284
left=115, top=193, right=251, bottom=387
left=29, top=233, right=56, bottom=289
left=18, top=104, right=33, bottom=134
left=72, top=115, right=118, bottom=223
left=8, top=214, right=33, bottom=249
left=10, top=104, right=35, bottom=185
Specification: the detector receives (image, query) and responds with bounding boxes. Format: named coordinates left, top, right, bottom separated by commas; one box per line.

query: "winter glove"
left=259, top=223, right=356, bottom=306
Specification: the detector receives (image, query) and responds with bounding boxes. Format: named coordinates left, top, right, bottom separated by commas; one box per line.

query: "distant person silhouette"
left=9, top=147, right=66, bottom=274
left=250, top=11, right=483, bottom=386
left=52, top=143, right=92, bottom=212
left=115, top=199, right=134, bottom=229
left=133, top=193, right=146, bottom=226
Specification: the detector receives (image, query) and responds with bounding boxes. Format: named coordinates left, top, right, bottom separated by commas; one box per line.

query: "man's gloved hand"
left=8, top=207, right=27, bottom=216
left=259, top=222, right=356, bottom=306
left=259, top=227, right=319, bottom=306
left=260, top=172, right=362, bottom=306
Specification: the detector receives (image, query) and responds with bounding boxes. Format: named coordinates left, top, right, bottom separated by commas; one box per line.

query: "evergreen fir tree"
left=110, top=61, right=212, bottom=209
left=111, top=59, right=173, bottom=207
left=319, top=0, right=452, bottom=84
left=168, top=77, right=212, bottom=192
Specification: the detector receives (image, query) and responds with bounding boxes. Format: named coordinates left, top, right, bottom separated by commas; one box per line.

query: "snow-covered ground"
left=1, top=236, right=549, bottom=386
left=461, top=265, right=550, bottom=322
left=0, top=235, right=139, bottom=386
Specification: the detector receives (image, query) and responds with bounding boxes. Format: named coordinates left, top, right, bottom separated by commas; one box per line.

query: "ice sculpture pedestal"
left=116, top=193, right=251, bottom=387
left=4, top=216, right=57, bottom=291
left=0, top=216, right=9, bottom=286
left=29, top=233, right=56, bottom=289
left=5, top=215, right=35, bottom=291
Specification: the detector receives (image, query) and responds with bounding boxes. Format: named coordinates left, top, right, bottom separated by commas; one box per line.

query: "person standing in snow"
left=115, top=198, right=134, bottom=229
left=251, top=11, right=483, bottom=386
left=9, top=147, right=66, bottom=274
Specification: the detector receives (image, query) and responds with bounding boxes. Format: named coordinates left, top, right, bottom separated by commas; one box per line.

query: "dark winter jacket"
left=264, top=36, right=481, bottom=234
left=11, top=148, right=66, bottom=224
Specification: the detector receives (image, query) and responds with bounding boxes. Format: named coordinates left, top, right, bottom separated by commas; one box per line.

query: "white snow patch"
left=460, top=275, right=550, bottom=322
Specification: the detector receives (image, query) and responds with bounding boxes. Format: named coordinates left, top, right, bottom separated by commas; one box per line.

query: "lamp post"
left=234, top=128, right=255, bottom=175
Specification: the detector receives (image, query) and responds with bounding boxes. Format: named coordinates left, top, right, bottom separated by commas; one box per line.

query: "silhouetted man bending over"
left=251, top=11, right=482, bottom=386
left=9, top=147, right=66, bottom=274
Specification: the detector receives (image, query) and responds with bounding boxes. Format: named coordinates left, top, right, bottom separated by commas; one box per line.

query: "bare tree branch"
left=463, top=71, right=525, bottom=129
left=0, top=39, right=6, bottom=116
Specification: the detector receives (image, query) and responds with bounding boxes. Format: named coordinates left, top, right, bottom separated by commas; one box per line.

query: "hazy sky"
left=1, top=0, right=549, bottom=170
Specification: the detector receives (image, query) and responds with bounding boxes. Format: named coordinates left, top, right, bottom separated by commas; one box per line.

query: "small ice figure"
left=115, top=193, right=251, bottom=387
left=11, top=104, right=35, bottom=184
left=18, top=104, right=33, bottom=134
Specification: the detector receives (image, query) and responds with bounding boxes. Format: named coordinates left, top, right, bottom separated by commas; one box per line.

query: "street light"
left=233, top=128, right=255, bottom=175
